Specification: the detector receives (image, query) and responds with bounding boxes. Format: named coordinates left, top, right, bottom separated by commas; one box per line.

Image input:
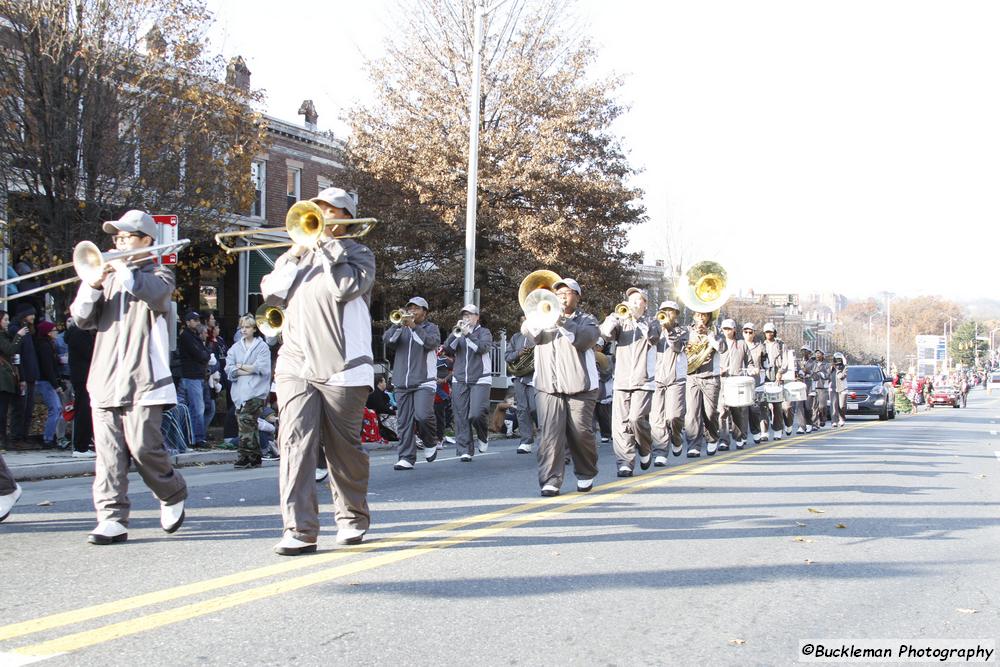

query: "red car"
left=929, top=386, right=960, bottom=408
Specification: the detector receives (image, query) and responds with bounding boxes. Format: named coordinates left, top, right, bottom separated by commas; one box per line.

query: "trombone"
left=0, top=239, right=191, bottom=301
left=215, top=200, right=377, bottom=254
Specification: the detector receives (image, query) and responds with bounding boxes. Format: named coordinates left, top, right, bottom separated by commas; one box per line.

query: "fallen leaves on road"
left=835, top=523, right=847, bottom=529
left=795, top=521, right=807, bottom=527
left=956, top=608, right=978, bottom=614
left=36, top=500, right=53, bottom=506
left=793, top=537, right=814, bottom=543
left=728, top=639, right=746, bottom=646
left=807, top=508, right=825, bottom=514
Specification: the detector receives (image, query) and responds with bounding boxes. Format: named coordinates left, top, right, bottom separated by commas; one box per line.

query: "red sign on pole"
left=152, top=214, right=178, bottom=265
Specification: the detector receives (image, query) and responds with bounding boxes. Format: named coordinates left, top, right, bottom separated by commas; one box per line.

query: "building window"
left=286, top=167, right=300, bottom=211
left=251, top=160, right=266, bottom=218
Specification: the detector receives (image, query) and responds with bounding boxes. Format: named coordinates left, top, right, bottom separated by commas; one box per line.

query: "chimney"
left=226, top=56, right=251, bottom=92
left=298, top=99, right=318, bottom=131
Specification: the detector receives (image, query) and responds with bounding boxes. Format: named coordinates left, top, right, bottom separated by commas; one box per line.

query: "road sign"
left=152, top=214, right=178, bottom=265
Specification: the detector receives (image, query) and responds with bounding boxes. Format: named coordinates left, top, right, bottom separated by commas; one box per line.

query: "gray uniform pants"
left=719, top=393, right=750, bottom=444
left=612, top=389, right=653, bottom=468
left=0, top=453, right=16, bottom=495
left=396, top=386, right=436, bottom=464
left=813, top=389, right=829, bottom=426
left=684, top=376, right=720, bottom=449
left=831, top=390, right=848, bottom=423
left=768, top=400, right=786, bottom=433
left=535, top=389, right=599, bottom=489
left=276, top=378, right=370, bottom=541
left=650, top=382, right=685, bottom=454
left=794, top=396, right=815, bottom=429
left=92, top=405, right=187, bottom=525
left=512, top=379, right=536, bottom=444
left=453, top=381, right=490, bottom=456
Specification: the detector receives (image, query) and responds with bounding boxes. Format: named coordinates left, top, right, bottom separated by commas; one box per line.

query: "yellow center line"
left=7, top=417, right=881, bottom=658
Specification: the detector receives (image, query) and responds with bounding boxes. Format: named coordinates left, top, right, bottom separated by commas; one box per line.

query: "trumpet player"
left=684, top=310, right=725, bottom=457
left=650, top=301, right=688, bottom=465
left=384, top=297, right=442, bottom=469
left=504, top=315, right=536, bottom=454
left=719, top=318, right=752, bottom=450
left=521, top=277, right=600, bottom=497
left=69, top=210, right=187, bottom=545
left=445, top=304, right=494, bottom=461
left=260, top=188, right=376, bottom=555
left=600, top=287, right=659, bottom=477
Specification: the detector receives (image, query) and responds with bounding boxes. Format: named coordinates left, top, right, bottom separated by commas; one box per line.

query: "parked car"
left=845, top=365, right=896, bottom=420
left=987, top=372, right=1000, bottom=396
left=929, top=385, right=960, bottom=408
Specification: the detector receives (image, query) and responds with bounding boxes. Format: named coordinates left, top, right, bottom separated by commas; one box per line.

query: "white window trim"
left=251, top=159, right=266, bottom=220
left=287, top=166, right=301, bottom=202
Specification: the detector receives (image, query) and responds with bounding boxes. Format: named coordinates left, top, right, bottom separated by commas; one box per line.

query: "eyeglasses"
left=113, top=233, right=143, bottom=243
left=742, top=329, right=754, bottom=333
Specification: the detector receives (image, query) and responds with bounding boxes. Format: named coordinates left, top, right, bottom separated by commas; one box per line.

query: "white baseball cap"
left=742, top=322, right=756, bottom=331
left=406, top=296, right=429, bottom=310
left=102, top=209, right=157, bottom=238
left=311, top=187, right=357, bottom=217
left=552, top=278, right=581, bottom=295
left=720, top=318, right=736, bottom=329
left=658, top=300, right=680, bottom=311
left=763, top=322, right=776, bottom=333
left=460, top=303, right=480, bottom=315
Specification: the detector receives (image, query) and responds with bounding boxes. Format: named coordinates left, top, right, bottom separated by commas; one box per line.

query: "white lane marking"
left=995, top=452, right=1000, bottom=462
left=0, top=652, right=53, bottom=666
left=991, top=431, right=999, bottom=436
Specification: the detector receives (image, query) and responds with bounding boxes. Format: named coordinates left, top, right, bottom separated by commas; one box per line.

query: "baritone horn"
left=255, top=303, right=284, bottom=338
left=677, top=259, right=731, bottom=314
left=214, top=201, right=377, bottom=253
left=0, top=239, right=191, bottom=301
left=518, top=269, right=563, bottom=329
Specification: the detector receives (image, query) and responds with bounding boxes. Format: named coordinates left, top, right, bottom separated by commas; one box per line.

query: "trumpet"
left=0, top=239, right=191, bottom=301
left=452, top=320, right=467, bottom=337
left=655, top=309, right=674, bottom=324
left=255, top=303, right=284, bottom=338
left=614, top=302, right=632, bottom=319
left=518, top=269, right=563, bottom=329
left=214, top=200, right=377, bottom=254
left=389, top=308, right=414, bottom=325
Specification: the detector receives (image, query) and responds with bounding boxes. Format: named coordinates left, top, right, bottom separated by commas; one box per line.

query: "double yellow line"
left=2, top=419, right=877, bottom=661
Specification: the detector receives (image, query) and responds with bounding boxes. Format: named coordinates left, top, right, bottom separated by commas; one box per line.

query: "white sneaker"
left=516, top=443, right=532, bottom=454
left=315, top=467, right=329, bottom=481
left=444, top=436, right=456, bottom=444
left=541, top=484, right=560, bottom=497
left=72, top=450, right=97, bottom=459
left=752, top=435, right=762, bottom=444
left=160, top=500, right=185, bottom=533
left=0, top=484, right=22, bottom=522
left=600, top=436, right=610, bottom=443
left=274, top=531, right=317, bottom=556
left=805, top=426, right=813, bottom=433
left=336, top=526, right=366, bottom=545
left=617, top=465, right=633, bottom=477
left=838, top=420, right=846, bottom=427
left=735, top=440, right=745, bottom=450
left=460, top=454, right=472, bottom=462
left=393, top=459, right=414, bottom=470
left=706, top=441, right=718, bottom=455
left=784, top=428, right=793, bottom=436
left=476, top=439, right=489, bottom=453
left=653, top=455, right=668, bottom=467
left=639, top=453, right=652, bottom=470
left=87, top=519, right=128, bottom=545
left=796, top=427, right=805, bottom=434
left=424, top=443, right=438, bottom=462
left=576, top=477, right=594, bottom=492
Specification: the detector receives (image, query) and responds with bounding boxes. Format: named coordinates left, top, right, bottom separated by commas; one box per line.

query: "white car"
left=988, top=372, right=1000, bottom=396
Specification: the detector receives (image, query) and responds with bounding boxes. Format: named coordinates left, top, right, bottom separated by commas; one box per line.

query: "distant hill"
left=960, top=298, right=1000, bottom=320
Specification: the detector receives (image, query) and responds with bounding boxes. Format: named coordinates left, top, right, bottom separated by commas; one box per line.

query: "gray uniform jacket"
left=763, top=339, right=787, bottom=382
left=600, top=314, right=660, bottom=391
left=445, top=324, right=494, bottom=385
left=261, top=238, right=375, bottom=386
left=747, top=342, right=767, bottom=386
left=688, top=326, right=724, bottom=378
left=797, top=358, right=815, bottom=392
left=384, top=321, right=442, bottom=391
left=70, top=261, right=176, bottom=409
left=522, top=310, right=600, bottom=395
left=812, top=361, right=831, bottom=390
left=654, top=326, right=689, bottom=387
left=505, top=332, right=535, bottom=386
left=720, top=338, right=752, bottom=377
left=832, top=364, right=848, bottom=392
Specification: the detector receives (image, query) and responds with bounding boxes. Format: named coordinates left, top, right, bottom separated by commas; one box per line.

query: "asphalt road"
left=1, top=391, right=999, bottom=666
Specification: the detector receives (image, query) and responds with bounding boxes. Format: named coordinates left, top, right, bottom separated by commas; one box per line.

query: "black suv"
left=845, top=365, right=896, bottom=420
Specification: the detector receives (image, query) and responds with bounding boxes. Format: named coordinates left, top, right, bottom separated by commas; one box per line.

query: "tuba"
left=518, top=270, right=563, bottom=329
left=677, top=260, right=730, bottom=314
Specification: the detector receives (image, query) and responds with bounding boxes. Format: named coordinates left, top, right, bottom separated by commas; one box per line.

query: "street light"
left=883, top=292, right=894, bottom=373
left=463, top=0, right=514, bottom=307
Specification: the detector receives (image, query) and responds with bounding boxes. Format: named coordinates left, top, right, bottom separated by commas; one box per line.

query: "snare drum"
left=783, top=381, right=807, bottom=402
left=762, top=382, right=784, bottom=403
left=722, top=376, right=755, bottom=407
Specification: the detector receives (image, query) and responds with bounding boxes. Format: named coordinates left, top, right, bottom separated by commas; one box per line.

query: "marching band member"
left=650, top=302, right=687, bottom=465
left=522, top=277, right=600, bottom=496
left=794, top=345, right=815, bottom=434
left=812, top=349, right=830, bottom=428
left=600, top=288, right=659, bottom=477
left=504, top=315, right=536, bottom=454
left=761, top=322, right=787, bottom=440
left=830, top=352, right=848, bottom=427
left=684, top=310, right=724, bottom=457
left=261, top=188, right=375, bottom=554
left=743, top=323, right=767, bottom=443
left=718, top=318, right=751, bottom=450
left=70, top=210, right=187, bottom=545
left=384, top=297, right=442, bottom=469
left=445, top=304, right=494, bottom=461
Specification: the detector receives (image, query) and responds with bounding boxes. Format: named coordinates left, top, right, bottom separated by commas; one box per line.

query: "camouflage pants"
left=237, top=397, right=267, bottom=461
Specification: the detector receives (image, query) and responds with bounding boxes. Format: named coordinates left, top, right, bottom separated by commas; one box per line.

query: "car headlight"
left=870, top=385, right=884, bottom=395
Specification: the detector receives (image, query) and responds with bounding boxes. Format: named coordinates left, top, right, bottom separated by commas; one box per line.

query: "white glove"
left=209, top=353, right=217, bottom=366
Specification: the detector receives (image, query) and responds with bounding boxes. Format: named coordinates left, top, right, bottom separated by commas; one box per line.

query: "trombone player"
left=444, top=304, right=494, bottom=461
left=600, top=287, right=659, bottom=477
left=70, top=210, right=188, bottom=545
left=260, top=187, right=375, bottom=555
